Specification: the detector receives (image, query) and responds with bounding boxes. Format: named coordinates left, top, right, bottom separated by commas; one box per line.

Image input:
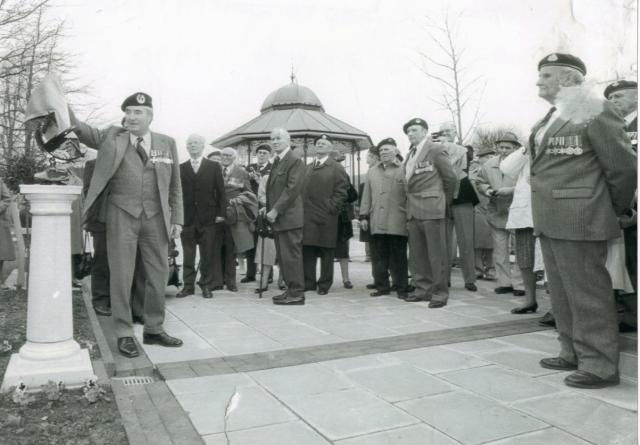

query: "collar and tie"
left=223, top=166, right=228, bottom=177
left=191, top=158, right=200, bottom=173
left=314, top=160, right=321, bottom=169
left=135, top=136, right=148, bottom=164
left=530, top=106, right=557, bottom=157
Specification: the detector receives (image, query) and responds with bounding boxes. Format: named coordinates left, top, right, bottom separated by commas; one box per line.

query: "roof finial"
left=290, top=65, right=296, bottom=84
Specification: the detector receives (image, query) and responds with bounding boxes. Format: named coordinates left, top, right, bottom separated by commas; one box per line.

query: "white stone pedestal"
left=1, top=185, right=96, bottom=392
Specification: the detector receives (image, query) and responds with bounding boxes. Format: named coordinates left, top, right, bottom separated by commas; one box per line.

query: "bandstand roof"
left=211, top=81, right=373, bottom=151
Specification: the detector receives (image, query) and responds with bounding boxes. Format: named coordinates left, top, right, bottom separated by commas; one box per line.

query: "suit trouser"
left=540, top=235, right=619, bottom=379
left=370, top=234, right=408, bottom=293
left=303, top=245, right=335, bottom=291
left=475, top=249, right=494, bottom=276
left=617, top=226, right=637, bottom=327
left=274, top=228, right=304, bottom=298
left=407, top=218, right=448, bottom=303
left=181, top=223, right=216, bottom=291
left=90, top=230, right=110, bottom=308
left=130, top=250, right=146, bottom=318
left=212, top=224, right=236, bottom=287
left=107, top=204, right=168, bottom=337
left=446, top=203, right=476, bottom=284
left=244, top=231, right=258, bottom=279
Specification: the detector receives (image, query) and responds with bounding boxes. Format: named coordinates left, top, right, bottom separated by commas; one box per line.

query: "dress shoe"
left=272, top=292, right=287, bottom=301
left=132, top=315, right=144, bottom=325
left=254, top=287, right=269, bottom=294
left=318, top=289, right=328, bottom=295
left=511, top=303, right=538, bottom=314
left=475, top=272, right=485, bottom=280
left=406, top=284, right=416, bottom=293
left=227, top=285, right=238, bottom=292
left=404, top=293, right=429, bottom=302
left=538, top=311, right=556, bottom=327
left=278, top=284, right=287, bottom=290
left=240, top=277, right=256, bottom=283
left=428, top=300, right=447, bottom=309
left=539, top=357, right=577, bottom=371
left=93, top=305, right=111, bottom=317
left=117, top=337, right=139, bottom=358
left=305, top=285, right=317, bottom=292
left=494, top=286, right=514, bottom=294
left=464, top=283, right=477, bottom=292
left=175, top=288, right=194, bottom=298
left=343, top=281, right=353, bottom=289
left=370, top=290, right=390, bottom=297
left=513, top=289, right=525, bottom=296
left=273, top=296, right=305, bottom=305
left=202, top=287, right=213, bottom=299
left=564, top=370, right=619, bottom=389
left=143, top=332, right=183, bottom=347
left=211, top=285, right=223, bottom=291
left=366, top=283, right=377, bottom=289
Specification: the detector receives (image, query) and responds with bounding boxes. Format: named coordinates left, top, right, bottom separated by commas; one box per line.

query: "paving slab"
left=249, top=363, right=353, bottom=398
left=205, top=421, right=331, bottom=445
left=388, top=345, right=490, bottom=374
left=335, top=424, right=462, bottom=445
left=483, top=427, right=592, bottom=444
left=514, top=392, right=637, bottom=445
left=397, top=391, right=547, bottom=445
left=281, top=388, right=419, bottom=441
left=475, top=347, right=557, bottom=377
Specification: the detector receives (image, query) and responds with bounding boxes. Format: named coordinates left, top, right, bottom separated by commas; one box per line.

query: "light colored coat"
left=360, top=160, right=408, bottom=236
left=70, top=112, right=183, bottom=237
left=500, top=147, right=532, bottom=229
left=474, top=156, right=516, bottom=229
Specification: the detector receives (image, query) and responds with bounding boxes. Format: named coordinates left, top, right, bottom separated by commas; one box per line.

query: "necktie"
left=135, top=136, right=148, bottom=164
left=223, top=167, right=228, bottom=177
left=531, top=106, right=557, bottom=156
left=406, top=146, right=416, bottom=163
left=315, top=160, right=320, bottom=169
left=192, top=160, right=199, bottom=172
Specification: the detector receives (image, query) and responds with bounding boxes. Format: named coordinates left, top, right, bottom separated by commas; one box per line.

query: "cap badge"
left=416, top=119, right=421, bottom=123
left=612, top=81, right=619, bottom=87
left=547, top=54, right=558, bottom=62
left=136, top=94, right=146, bottom=104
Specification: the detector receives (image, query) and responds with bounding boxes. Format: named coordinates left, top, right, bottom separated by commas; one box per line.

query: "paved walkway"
left=104, top=242, right=636, bottom=445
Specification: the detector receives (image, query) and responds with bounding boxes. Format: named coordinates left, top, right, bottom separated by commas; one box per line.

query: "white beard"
left=555, top=84, right=605, bottom=125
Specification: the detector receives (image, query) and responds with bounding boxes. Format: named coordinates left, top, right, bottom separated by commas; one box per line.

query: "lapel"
left=407, top=139, right=433, bottom=181
left=183, top=160, right=196, bottom=179
left=532, top=117, right=570, bottom=164
left=114, top=132, right=130, bottom=174
left=268, top=151, right=290, bottom=186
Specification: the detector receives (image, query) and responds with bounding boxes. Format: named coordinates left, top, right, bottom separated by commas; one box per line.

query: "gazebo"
left=210, top=78, right=373, bottom=184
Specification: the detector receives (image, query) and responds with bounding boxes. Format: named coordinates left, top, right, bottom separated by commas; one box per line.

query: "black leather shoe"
left=273, top=296, right=305, bottom=305
left=202, top=287, right=213, bottom=299
left=511, top=303, right=538, bottom=314
left=539, top=311, right=556, bottom=327
left=464, top=283, right=478, bottom=292
left=240, top=277, right=256, bottom=283
left=93, top=305, right=112, bottom=316
left=227, top=285, right=238, bottom=292
left=176, top=288, right=194, bottom=298
left=272, top=292, right=287, bottom=301
left=305, top=285, right=317, bottom=292
left=564, top=370, right=619, bottom=389
left=143, top=332, right=183, bottom=347
left=118, top=337, right=139, bottom=358
left=513, top=289, right=526, bottom=296
left=343, top=281, right=353, bottom=289
left=254, top=287, right=269, bottom=294
left=404, top=293, right=429, bottom=302
left=211, top=285, right=223, bottom=291
left=132, top=315, right=144, bottom=325
left=539, top=357, right=577, bottom=371
left=406, top=285, right=416, bottom=293
left=494, top=286, right=514, bottom=294
left=318, top=289, right=328, bottom=295
left=370, top=290, right=390, bottom=297
left=428, top=301, right=447, bottom=309
left=366, top=283, right=377, bottom=289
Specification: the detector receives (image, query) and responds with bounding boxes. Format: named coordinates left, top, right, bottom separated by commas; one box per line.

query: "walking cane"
left=258, top=235, right=265, bottom=299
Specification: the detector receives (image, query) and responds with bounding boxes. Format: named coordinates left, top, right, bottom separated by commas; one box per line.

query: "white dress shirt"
left=130, top=132, right=151, bottom=156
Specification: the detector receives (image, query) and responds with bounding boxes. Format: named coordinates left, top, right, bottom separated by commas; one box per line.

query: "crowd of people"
left=1, top=52, right=636, bottom=390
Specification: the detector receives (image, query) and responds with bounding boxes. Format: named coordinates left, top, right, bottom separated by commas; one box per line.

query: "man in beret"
left=71, top=92, right=184, bottom=358
left=177, top=134, right=226, bottom=300
left=265, top=128, right=306, bottom=304
left=402, top=118, right=457, bottom=308
left=531, top=53, right=636, bottom=388
left=605, top=79, right=638, bottom=332
left=360, top=138, right=409, bottom=298
left=243, top=144, right=274, bottom=284
left=301, top=135, right=349, bottom=295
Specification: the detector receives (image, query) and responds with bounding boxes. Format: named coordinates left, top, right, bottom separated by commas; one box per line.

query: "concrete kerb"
left=80, top=281, right=115, bottom=378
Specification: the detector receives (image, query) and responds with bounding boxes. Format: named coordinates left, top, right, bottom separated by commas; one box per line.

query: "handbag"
left=74, top=232, right=93, bottom=279
left=167, top=239, right=182, bottom=287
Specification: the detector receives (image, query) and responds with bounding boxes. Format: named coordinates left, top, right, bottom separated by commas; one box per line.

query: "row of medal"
left=546, top=135, right=584, bottom=156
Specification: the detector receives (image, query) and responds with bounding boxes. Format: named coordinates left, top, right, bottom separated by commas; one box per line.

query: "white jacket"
left=500, top=147, right=532, bottom=229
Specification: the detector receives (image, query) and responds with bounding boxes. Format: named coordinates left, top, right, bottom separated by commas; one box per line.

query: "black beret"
left=314, top=134, right=332, bottom=144
left=376, top=137, right=397, bottom=149
left=538, top=53, right=586, bottom=76
left=604, top=80, right=637, bottom=98
left=121, top=92, right=153, bottom=111
left=255, top=144, right=271, bottom=153
left=403, top=118, right=428, bottom=134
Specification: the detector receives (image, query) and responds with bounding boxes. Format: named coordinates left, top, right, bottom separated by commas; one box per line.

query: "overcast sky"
left=51, top=0, right=637, bottom=159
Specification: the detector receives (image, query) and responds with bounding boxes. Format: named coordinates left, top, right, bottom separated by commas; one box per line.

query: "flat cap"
left=494, top=131, right=522, bottom=147
left=314, top=134, right=332, bottom=144
left=538, top=53, right=586, bottom=76
left=403, top=118, right=428, bottom=134
left=121, top=92, right=153, bottom=111
left=604, top=80, right=637, bottom=98
left=255, top=143, right=272, bottom=153
left=376, top=137, right=397, bottom=149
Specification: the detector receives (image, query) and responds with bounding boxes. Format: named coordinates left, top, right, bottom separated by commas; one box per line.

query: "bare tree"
left=417, top=9, right=485, bottom=144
